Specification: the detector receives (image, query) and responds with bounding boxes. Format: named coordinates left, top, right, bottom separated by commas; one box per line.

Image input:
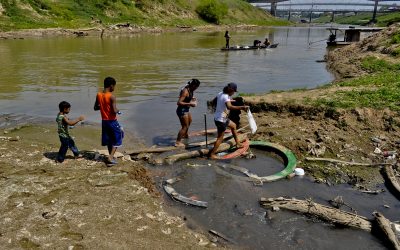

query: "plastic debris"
left=374, top=148, right=382, bottom=154
left=294, top=168, right=305, bottom=176
left=383, top=151, right=396, bottom=157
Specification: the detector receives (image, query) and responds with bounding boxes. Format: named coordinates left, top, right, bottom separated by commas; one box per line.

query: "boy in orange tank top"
left=94, top=77, right=123, bottom=165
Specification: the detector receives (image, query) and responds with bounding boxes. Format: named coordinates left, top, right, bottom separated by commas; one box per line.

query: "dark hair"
left=188, top=78, right=200, bottom=87
left=223, top=86, right=229, bottom=94
left=223, top=83, right=237, bottom=93
left=59, top=101, right=71, bottom=112
left=104, top=77, right=116, bottom=88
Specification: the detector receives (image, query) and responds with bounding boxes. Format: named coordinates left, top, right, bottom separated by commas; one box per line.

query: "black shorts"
left=214, top=119, right=230, bottom=134
left=176, top=107, right=190, bottom=117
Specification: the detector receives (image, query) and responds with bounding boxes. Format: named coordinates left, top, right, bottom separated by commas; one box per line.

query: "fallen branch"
left=260, top=197, right=371, bottom=231
left=126, top=126, right=249, bottom=155
left=382, top=165, right=400, bottom=199
left=163, top=133, right=248, bottom=165
left=209, top=230, right=236, bottom=244
left=305, top=157, right=391, bottom=167
left=185, top=125, right=249, bottom=148
left=373, top=212, right=400, bottom=250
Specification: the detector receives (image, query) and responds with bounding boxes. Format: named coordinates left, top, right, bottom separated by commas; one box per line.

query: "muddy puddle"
left=148, top=145, right=399, bottom=249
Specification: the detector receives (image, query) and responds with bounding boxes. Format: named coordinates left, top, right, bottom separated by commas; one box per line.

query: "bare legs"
left=209, top=120, right=242, bottom=159
left=107, top=145, right=117, bottom=163
left=176, top=113, right=192, bottom=147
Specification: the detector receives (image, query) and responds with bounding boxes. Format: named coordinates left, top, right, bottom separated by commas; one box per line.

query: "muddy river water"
left=0, top=27, right=398, bottom=249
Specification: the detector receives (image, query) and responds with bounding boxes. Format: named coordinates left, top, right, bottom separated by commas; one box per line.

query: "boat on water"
left=326, top=27, right=383, bottom=47
left=221, top=43, right=279, bottom=51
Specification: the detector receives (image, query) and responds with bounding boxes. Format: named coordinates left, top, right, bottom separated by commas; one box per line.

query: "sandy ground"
left=0, top=24, right=264, bottom=39
left=0, top=118, right=221, bottom=249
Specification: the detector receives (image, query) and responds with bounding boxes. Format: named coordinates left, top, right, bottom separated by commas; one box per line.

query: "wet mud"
left=0, top=114, right=217, bottom=249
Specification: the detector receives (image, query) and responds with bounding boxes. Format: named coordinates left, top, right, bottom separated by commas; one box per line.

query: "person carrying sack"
left=209, top=83, right=249, bottom=159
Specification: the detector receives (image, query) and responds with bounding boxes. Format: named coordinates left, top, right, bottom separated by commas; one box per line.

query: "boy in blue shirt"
left=56, top=101, right=85, bottom=163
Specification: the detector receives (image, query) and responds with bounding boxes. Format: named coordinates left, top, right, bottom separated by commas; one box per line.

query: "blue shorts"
left=214, top=119, right=230, bottom=134
left=176, top=107, right=190, bottom=117
left=102, top=120, right=124, bottom=147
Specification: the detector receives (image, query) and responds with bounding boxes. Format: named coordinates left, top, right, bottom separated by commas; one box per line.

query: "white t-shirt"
left=214, top=92, right=232, bottom=122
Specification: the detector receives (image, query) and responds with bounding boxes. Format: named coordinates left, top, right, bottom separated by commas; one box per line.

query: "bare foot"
left=209, top=154, right=219, bottom=160
left=174, top=142, right=186, bottom=147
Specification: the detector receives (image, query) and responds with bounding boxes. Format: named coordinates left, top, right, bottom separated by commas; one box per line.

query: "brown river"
left=1, top=27, right=397, bottom=249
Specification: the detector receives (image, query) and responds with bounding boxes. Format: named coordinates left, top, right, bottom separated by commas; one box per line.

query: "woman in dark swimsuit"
left=175, top=79, right=201, bottom=147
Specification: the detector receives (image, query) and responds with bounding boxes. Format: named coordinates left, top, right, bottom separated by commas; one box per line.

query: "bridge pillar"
left=371, top=0, right=378, bottom=23
left=270, top=2, right=277, bottom=16
left=331, top=11, right=335, bottom=22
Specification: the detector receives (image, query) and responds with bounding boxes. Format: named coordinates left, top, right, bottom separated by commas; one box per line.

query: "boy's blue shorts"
left=102, top=120, right=124, bottom=147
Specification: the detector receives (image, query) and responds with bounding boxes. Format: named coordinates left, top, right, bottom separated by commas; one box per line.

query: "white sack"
left=247, top=109, right=257, bottom=134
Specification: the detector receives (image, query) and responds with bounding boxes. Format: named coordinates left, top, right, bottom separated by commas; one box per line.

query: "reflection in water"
left=0, top=27, right=333, bottom=120
left=158, top=152, right=396, bottom=249
left=0, top=27, right=335, bottom=140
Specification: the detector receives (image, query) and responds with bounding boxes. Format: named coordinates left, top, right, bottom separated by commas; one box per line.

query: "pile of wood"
left=260, top=197, right=400, bottom=249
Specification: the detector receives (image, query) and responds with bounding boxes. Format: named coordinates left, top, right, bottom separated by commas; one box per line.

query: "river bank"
left=244, top=23, right=400, bottom=188
left=0, top=115, right=220, bottom=249
left=0, top=23, right=284, bottom=39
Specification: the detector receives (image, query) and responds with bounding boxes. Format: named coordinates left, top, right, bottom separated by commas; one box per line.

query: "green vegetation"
left=196, top=0, right=228, bottom=24
left=0, top=0, right=289, bottom=31
left=306, top=57, right=400, bottom=110
left=314, top=12, right=400, bottom=27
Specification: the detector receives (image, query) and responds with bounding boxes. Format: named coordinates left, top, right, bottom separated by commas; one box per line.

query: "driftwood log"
left=260, top=197, right=372, bottom=231
left=126, top=126, right=249, bottom=155
left=305, top=157, right=391, bottom=167
left=382, top=165, right=400, bottom=199
left=163, top=133, right=248, bottom=165
left=373, top=212, right=400, bottom=250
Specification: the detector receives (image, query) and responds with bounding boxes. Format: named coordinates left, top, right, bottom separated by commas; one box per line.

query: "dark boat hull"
left=327, top=41, right=352, bottom=47
left=221, top=43, right=279, bottom=51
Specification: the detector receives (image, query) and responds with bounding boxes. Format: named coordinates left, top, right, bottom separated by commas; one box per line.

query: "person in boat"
left=209, top=83, right=249, bottom=159
left=328, top=33, right=336, bottom=43
left=253, top=39, right=262, bottom=47
left=263, top=38, right=271, bottom=47
left=175, top=79, right=201, bottom=147
left=224, top=31, right=230, bottom=49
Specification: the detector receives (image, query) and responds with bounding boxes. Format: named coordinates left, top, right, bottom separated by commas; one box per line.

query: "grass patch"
left=360, top=56, right=400, bottom=73
left=0, top=0, right=288, bottom=31
left=308, top=70, right=400, bottom=110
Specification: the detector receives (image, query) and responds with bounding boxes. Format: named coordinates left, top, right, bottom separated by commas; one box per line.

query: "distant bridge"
left=248, top=0, right=400, bottom=22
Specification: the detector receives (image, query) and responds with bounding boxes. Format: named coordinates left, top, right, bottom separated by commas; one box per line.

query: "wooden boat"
left=221, top=43, right=279, bottom=51
left=326, top=27, right=382, bottom=47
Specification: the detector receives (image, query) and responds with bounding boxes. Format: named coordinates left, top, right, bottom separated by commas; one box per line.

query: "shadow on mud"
left=43, top=150, right=99, bottom=162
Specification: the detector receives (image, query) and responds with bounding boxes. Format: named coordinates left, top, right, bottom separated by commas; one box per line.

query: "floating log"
left=373, top=212, right=400, bottom=250
left=305, top=157, right=391, bottom=167
left=163, top=134, right=248, bottom=165
left=382, top=165, right=400, bottom=199
left=259, top=197, right=371, bottom=232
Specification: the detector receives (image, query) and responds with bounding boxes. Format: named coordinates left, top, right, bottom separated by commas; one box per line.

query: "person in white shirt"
left=209, top=83, right=248, bottom=159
